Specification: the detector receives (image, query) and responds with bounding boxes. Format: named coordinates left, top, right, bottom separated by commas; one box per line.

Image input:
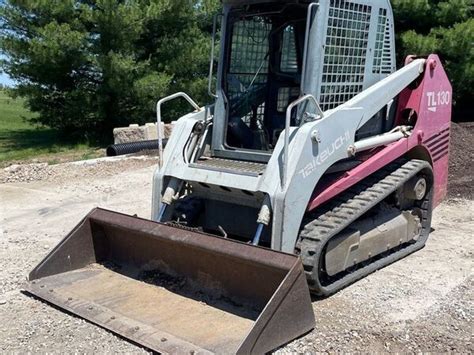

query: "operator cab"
left=222, top=3, right=308, bottom=152
left=208, top=0, right=396, bottom=163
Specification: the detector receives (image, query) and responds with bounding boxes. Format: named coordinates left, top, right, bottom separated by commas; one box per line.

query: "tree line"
left=1, top=0, right=472, bottom=141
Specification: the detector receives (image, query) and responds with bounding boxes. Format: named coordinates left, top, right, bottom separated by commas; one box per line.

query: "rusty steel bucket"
left=24, top=208, right=315, bottom=354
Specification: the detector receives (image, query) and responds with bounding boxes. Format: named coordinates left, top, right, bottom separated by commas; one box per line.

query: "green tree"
left=0, top=0, right=219, bottom=140
left=2, top=0, right=471, bottom=139
left=392, top=0, right=474, bottom=117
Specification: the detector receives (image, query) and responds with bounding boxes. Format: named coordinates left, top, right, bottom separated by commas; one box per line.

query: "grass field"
left=0, top=90, right=103, bottom=167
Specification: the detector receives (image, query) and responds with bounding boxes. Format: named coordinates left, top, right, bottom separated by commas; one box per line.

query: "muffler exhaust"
left=24, top=208, right=314, bottom=354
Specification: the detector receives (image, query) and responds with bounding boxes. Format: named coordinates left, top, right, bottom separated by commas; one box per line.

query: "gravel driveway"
left=0, top=157, right=472, bottom=353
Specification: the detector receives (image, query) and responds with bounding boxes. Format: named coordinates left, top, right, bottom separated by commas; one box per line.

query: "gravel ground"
left=0, top=155, right=157, bottom=184
left=0, top=157, right=473, bottom=353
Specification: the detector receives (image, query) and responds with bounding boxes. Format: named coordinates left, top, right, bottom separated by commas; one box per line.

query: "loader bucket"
left=24, top=208, right=314, bottom=354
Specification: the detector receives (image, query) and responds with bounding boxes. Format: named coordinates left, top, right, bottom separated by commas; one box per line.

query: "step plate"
left=190, top=158, right=267, bottom=176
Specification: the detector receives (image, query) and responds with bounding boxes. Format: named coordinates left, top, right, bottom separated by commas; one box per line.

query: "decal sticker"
left=427, top=91, right=450, bottom=112
left=298, top=131, right=351, bottom=179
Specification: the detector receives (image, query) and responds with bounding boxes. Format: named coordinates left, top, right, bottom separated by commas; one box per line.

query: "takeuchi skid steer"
left=25, top=0, right=452, bottom=353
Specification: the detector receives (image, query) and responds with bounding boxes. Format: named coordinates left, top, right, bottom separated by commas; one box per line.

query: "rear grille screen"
left=373, top=8, right=393, bottom=74
left=319, top=0, right=371, bottom=111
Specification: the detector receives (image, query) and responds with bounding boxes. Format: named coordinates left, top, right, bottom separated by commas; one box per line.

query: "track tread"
left=297, top=159, right=433, bottom=296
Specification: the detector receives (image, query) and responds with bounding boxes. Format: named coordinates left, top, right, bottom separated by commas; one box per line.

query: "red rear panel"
left=308, top=54, right=452, bottom=211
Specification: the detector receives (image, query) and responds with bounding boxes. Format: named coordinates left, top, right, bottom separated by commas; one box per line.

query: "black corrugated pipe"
left=106, top=139, right=168, bottom=157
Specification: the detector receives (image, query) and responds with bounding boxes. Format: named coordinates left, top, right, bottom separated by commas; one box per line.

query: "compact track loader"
left=25, top=0, right=452, bottom=353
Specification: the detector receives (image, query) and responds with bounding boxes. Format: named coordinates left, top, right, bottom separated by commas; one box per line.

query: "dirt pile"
left=1, top=163, right=51, bottom=183
left=448, top=122, right=474, bottom=199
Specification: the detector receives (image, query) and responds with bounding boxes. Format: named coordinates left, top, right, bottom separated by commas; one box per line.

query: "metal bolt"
left=134, top=326, right=140, bottom=331
left=161, top=337, right=167, bottom=342
left=88, top=306, right=93, bottom=311
left=311, top=130, right=321, bottom=143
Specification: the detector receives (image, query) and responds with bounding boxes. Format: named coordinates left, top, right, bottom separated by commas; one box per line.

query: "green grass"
left=0, top=90, right=103, bottom=166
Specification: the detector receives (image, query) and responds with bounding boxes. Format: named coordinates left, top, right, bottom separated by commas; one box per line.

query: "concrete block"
left=113, top=123, right=175, bottom=144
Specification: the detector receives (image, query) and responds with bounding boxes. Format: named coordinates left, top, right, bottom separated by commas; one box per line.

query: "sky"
left=0, top=72, right=14, bottom=87
left=0, top=54, right=15, bottom=86
left=0, top=2, right=11, bottom=86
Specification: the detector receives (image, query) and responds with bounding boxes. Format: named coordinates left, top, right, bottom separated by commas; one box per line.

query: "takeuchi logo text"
left=298, top=131, right=351, bottom=179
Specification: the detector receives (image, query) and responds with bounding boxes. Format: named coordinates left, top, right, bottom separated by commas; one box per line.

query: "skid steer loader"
left=25, top=0, right=452, bottom=353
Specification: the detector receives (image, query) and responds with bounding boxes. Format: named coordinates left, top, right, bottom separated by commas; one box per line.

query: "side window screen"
left=227, top=17, right=271, bottom=126
left=230, top=18, right=270, bottom=74
left=280, top=26, right=298, bottom=73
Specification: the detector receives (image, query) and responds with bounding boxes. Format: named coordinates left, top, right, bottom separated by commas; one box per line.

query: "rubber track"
left=296, top=159, right=433, bottom=296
